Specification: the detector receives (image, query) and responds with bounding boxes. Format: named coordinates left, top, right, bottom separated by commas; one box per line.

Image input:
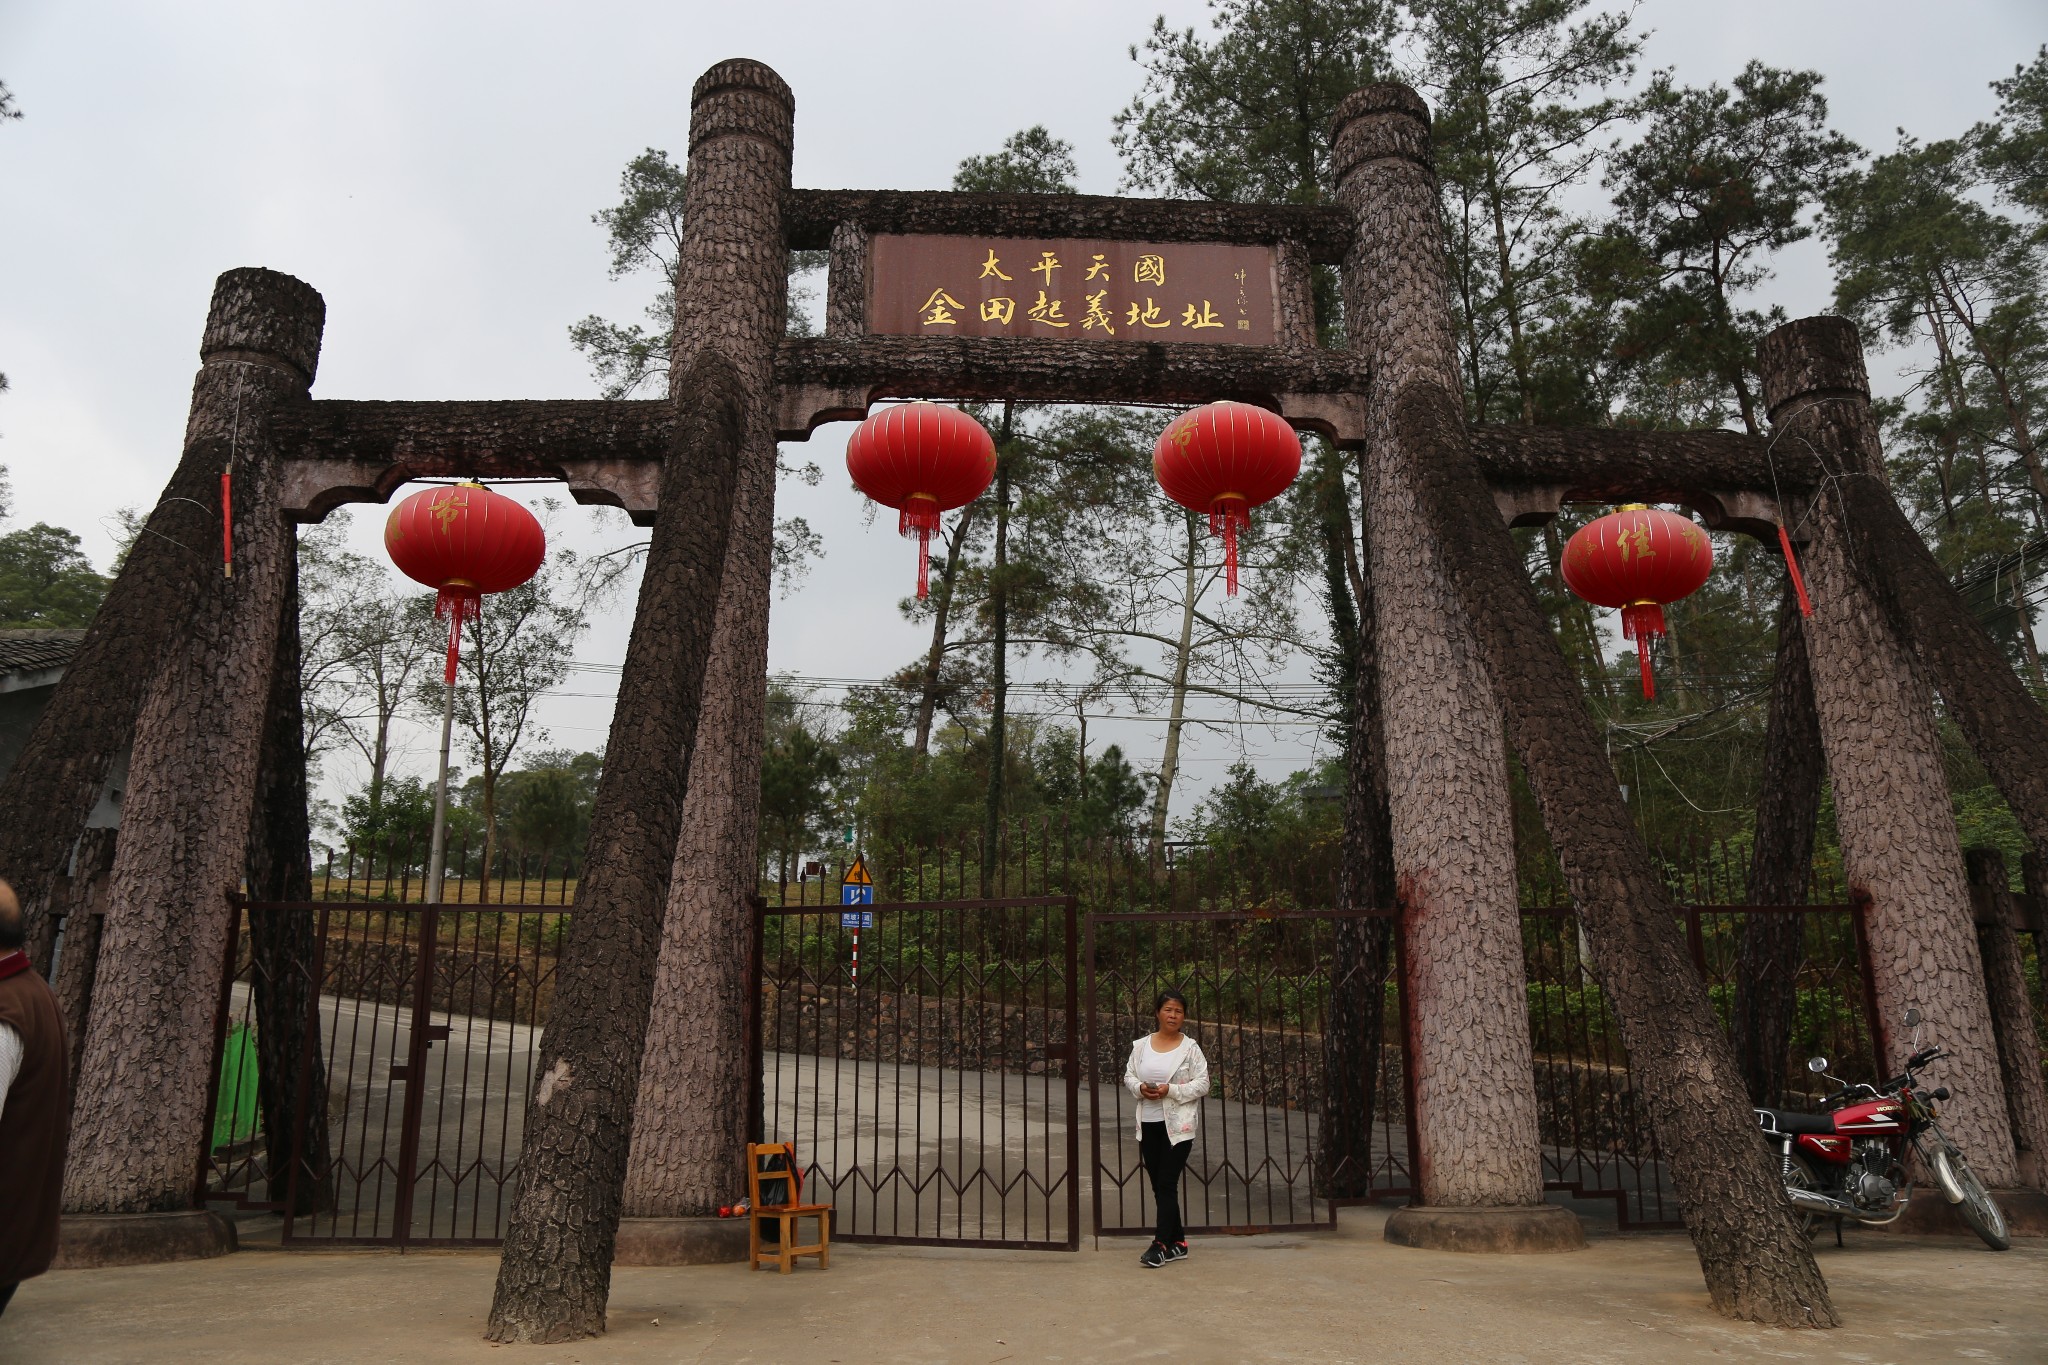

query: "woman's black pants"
left=1140, top=1121, right=1192, bottom=1244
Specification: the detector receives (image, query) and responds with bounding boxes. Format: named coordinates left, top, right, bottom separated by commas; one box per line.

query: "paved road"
left=20, top=1206, right=2048, bottom=1363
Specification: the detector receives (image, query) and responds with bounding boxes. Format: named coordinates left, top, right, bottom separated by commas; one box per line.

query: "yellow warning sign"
left=841, top=855, right=872, bottom=887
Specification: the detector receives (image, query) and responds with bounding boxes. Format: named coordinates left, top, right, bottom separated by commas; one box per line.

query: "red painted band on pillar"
left=1777, top=524, right=1813, bottom=618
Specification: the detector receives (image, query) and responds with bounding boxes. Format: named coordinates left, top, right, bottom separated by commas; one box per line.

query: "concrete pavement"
left=6, top=1206, right=2042, bottom=1364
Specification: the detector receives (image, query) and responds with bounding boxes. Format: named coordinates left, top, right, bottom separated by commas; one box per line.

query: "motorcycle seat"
left=1758, top=1108, right=1836, bottom=1135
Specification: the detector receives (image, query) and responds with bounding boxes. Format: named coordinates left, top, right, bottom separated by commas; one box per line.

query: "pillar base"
left=52, top=1211, right=238, bottom=1269
left=612, top=1215, right=751, bottom=1265
left=1874, top=1187, right=2048, bottom=1239
left=1384, top=1203, right=1586, bottom=1253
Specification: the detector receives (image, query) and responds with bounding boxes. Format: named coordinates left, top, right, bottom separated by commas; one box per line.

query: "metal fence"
left=192, top=827, right=2038, bottom=1248
left=759, top=896, right=1080, bottom=1249
left=200, top=897, right=561, bottom=1246
left=1086, top=908, right=1409, bottom=1237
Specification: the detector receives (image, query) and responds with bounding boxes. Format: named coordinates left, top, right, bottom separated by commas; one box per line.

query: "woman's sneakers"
left=1140, top=1241, right=1188, bottom=1267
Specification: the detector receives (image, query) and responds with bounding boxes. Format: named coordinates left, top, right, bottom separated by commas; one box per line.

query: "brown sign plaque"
left=867, top=234, right=1278, bottom=345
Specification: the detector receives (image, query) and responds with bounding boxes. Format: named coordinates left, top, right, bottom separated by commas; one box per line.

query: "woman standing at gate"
left=1124, top=990, right=1210, bottom=1268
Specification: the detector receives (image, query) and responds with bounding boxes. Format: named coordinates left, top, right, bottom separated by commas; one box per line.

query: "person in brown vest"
left=0, top=878, right=68, bottom=1318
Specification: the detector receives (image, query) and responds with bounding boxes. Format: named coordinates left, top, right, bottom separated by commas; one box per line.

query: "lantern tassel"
left=1620, top=601, right=1666, bottom=701
left=221, top=470, right=233, bottom=579
left=434, top=589, right=481, bottom=685
left=899, top=498, right=942, bottom=601
left=1776, top=523, right=1814, bottom=618
left=1209, top=500, right=1250, bottom=597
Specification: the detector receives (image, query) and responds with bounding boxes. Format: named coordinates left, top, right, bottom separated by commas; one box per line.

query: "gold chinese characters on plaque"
left=867, top=235, right=1278, bottom=345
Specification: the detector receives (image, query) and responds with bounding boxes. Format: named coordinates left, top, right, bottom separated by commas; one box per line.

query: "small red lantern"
left=1153, top=401, right=1302, bottom=595
left=384, top=482, right=546, bottom=682
left=1561, top=504, right=1714, bottom=700
left=845, top=402, right=997, bottom=599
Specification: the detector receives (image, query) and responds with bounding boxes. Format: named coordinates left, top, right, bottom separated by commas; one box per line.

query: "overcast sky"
left=1, top=1, right=2041, bottom=822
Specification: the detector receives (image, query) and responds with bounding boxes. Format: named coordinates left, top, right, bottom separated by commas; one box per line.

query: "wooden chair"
left=747, top=1141, right=831, bottom=1273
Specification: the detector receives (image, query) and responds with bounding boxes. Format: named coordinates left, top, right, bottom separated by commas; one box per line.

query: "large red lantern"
left=1561, top=504, right=1713, bottom=700
left=1153, top=401, right=1302, bottom=595
left=384, top=482, right=547, bottom=682
left=845, top=402, right=997, bottom=599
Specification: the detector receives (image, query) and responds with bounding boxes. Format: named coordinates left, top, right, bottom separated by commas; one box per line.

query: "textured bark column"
left=622, top=61, right=792, bottom=1227
left=1731, top=582, right=1825, bottom=1107
left=1320, top=535, right=1396, bottom=1199
left=1964, top=848, right=2048, bottom=1190
left=1330, top=87, right=1552, bottom=1224
left=1333, top=89, right=1838, bottom=1324
left=486, top=347, right=746, bottom=1341
left=244, top=551, right=332, bottom=1214
left=1757, top=319, right=2019, bottom=1186
left=64, top=268, right=323, bottom=1214
left=52, top=827, right=115, bottom=1105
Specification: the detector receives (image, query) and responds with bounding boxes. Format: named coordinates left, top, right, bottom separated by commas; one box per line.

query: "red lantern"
left=384, top=482, right=546, bottom=682
left=1561, top=504, right=1714, bottom=700
left=1153, top=401, right=1302, bottom=595
left=845, top=402, right=998, bottom=599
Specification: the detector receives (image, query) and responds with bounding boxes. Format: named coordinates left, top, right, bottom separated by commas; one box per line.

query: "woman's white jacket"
left=1123, top=1035, right=1210, bottom=1145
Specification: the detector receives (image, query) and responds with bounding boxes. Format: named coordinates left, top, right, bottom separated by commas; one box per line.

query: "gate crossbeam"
left=783, top=189, right=1355, bottom=261
left=274, top=398, right=673, bottom=525
left=274, top=392, right=1818, bottom=538
left=773, top=335, right=1369, bottom=441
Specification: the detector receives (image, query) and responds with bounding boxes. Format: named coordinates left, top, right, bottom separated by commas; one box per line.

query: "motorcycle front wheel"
left=1932, top=1143, right=2011, bottom=1251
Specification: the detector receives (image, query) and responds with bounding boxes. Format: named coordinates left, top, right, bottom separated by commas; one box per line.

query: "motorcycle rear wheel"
left=1933, top=1144, right=2011, bottom=1251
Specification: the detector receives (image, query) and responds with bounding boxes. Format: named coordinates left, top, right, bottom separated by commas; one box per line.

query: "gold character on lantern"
left=432, top=492, right=468, bottom=529
left=981, top=297, right=1017, bottom=325
left=919, top=289, right=966, bottom=326
left=1134, top=254, right=1166, bottom=285
left=1025, top=292, right=1069, bottom=327
left=1181, top=300, right=1223, bottom=329
left=1032, top=251, right=1062, bottom=285
left=979, top=249, right=1013, bottom=281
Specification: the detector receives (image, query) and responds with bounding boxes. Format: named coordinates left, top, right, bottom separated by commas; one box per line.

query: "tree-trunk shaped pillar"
left=1331, top=84, right=1578, bottom=1251
left=61, top=268, right=321, bottom=1257
left=1962, top=848, right=2048, bottom=1191
left=1756, top=317, right=2020, bottom=1189
left=617, top=58, right=794, bottom=1263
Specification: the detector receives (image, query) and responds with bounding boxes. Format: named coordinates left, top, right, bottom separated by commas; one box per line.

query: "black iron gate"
left=758, top=895, right=1081, bottom=1249
left=1086, top=908, right=1413, bottom=1238
left=201, top=898, right=560, bottom=1246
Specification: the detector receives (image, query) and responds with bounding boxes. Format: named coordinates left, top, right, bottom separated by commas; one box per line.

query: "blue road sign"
left=840, top=881, right=873, bottom=928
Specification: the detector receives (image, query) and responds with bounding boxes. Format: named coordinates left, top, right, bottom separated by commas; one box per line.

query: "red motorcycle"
left=1755, top=1008, right=2010, bottom=1251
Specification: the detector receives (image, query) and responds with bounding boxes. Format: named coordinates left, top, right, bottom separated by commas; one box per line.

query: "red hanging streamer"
left=1776, top=524, right=1814, bottom=618
left=1620, top=601, right=1667, bottom=700
left=1209, top=499, right=1250, bottom=596
left=221, top=471, right=234, bottom=579
left=899, top=497, right=942, bottom=600
left=435, top=588, right=481, bottom=684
